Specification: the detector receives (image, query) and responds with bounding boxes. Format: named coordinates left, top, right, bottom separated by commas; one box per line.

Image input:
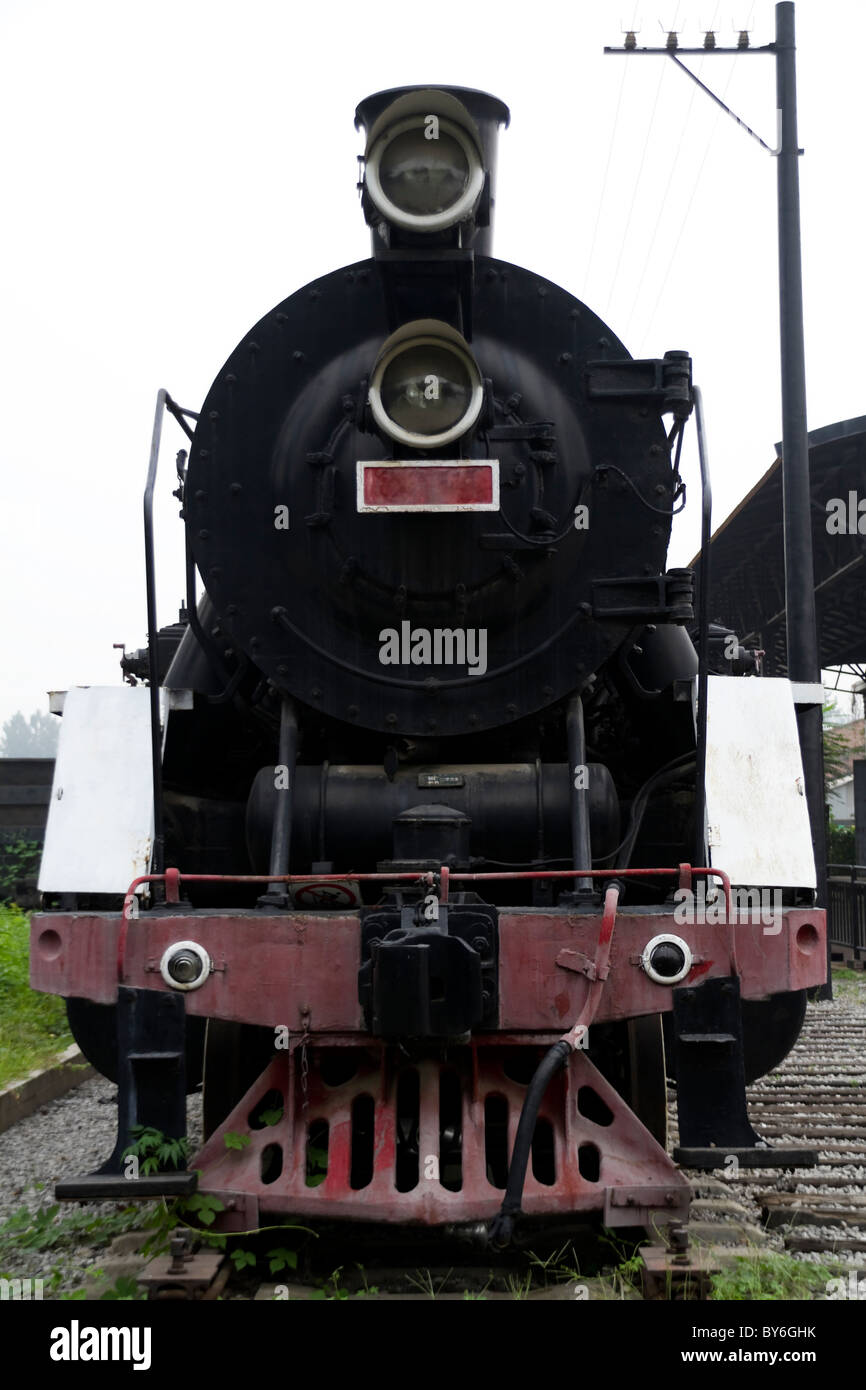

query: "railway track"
left=675, top=973, right=866, bottom=1277
left=1, top=970, right=863, bottom=1299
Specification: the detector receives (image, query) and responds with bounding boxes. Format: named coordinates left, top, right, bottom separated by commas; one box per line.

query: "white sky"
left=2, top=0, right=864, bottom=730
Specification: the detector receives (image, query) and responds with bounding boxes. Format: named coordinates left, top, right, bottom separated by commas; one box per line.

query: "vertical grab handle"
left=692, top=383, right=712, bottom=868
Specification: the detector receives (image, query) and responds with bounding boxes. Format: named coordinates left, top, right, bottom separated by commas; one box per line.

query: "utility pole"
left=605, top=3, right=829, bottom=990
left=773, top=5, right=827, bottom=990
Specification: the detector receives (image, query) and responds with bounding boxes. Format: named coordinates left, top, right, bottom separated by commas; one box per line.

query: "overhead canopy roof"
left=692, top=416, right=866, bottom=675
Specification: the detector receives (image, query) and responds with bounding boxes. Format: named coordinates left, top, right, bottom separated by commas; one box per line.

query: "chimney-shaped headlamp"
left=356, top=87, right=509, bottom=253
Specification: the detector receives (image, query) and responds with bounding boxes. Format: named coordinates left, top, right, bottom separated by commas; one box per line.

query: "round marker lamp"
left=365, top=116, right=484, bottom=232
left=368, top=319, right=484, bottom=449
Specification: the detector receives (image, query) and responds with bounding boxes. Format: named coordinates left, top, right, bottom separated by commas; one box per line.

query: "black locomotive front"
left=30, top=85, right=826, bottom=1236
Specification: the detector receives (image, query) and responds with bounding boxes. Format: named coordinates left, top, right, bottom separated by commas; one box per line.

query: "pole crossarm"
left=604, top=46, right=774, bottom=55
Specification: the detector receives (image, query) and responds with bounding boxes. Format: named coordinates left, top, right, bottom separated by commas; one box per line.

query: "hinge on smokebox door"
left=585, top=351, right=693, bottom=419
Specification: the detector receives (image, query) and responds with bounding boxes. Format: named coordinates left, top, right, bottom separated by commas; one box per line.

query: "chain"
left=299, top=1009, right=311, bottom=1113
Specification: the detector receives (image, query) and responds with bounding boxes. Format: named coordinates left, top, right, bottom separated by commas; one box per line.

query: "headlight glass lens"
left=168, top=950, right=201, bottom=984
left=379, top=129, right=470, bottom=217
left=649, top=942, right=687, bottom=979
left=380, top=344, right=473, bottom=437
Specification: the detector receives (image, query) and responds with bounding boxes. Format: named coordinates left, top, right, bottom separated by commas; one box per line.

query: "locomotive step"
left=56, top=1172, right=197, bottom=1200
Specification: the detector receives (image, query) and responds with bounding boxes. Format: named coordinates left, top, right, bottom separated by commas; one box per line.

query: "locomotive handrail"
left=142, top=388, right=204, bottom=883
left=692, top=383, right=712, bottom=868
left=120, top=863, right=733, bottom=919
left=117, top=862, right=734, bottom=984
left=143, top=389, right=168, bottom=877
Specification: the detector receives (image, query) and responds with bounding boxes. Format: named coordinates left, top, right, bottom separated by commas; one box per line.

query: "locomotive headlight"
left=365, top=116, right=484, bottom=232
left=641, top=934, right=693, bottom=986
left=368, top=319, right=484, bottom=449
left=159, top=940, right=211, bottom=992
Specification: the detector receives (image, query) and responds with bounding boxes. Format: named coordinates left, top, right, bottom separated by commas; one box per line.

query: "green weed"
left=122, top=1125, right=189, bottom=1176
left=505, top=1269, right=534, bottom=1300
left=0, top=1201, right=151, bottom=1262
left=405, top=1266, right=453, bottom=1299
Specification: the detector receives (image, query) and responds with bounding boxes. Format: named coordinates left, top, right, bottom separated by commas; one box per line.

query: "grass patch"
left=831, top=965, right=865, bottom=984
left=708, top=1249, right=845, bottom=1301
left=828, top=964, right=866, bottom=1003
left=0, top=903, right=72, bottom=1088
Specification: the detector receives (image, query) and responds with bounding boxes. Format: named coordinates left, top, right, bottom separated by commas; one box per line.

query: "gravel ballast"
left=0, top=1076, right=203, bottom=1294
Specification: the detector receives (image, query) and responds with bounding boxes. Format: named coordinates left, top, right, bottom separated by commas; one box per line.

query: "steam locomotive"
left=32, top=86, right=826, bottom=1240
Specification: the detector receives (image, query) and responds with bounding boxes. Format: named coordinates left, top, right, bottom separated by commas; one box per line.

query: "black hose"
left=487, top=1039, right=572, bottom=1248
left=487, top=751, right=698, bottom=1245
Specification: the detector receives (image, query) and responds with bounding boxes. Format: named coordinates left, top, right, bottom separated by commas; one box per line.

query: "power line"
left=640, top=55, right=739, bottom=344
left=623, top=0, right=721, bottom=343
left=583, top=55, right=629, bottom=296
left=603, top=53, right=668, bottom=319
left=603, top=2, right=684, bottom=321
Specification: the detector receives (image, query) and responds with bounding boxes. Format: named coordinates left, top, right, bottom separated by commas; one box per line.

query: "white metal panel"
left=38, top=686, right=159, bottom=895
left=705, top=676, right=816, bottom=888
